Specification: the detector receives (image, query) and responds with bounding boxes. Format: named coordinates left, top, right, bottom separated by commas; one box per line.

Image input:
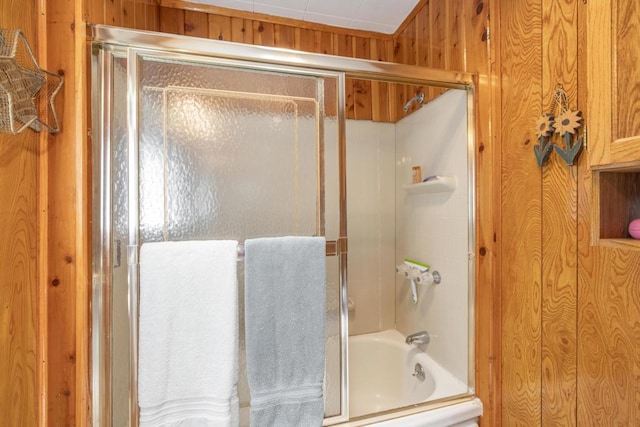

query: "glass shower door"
left=97, top=48, right=345, bottom=426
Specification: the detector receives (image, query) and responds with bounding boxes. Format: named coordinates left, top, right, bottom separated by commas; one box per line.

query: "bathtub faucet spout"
left=405, top=330, right=430, bottom=345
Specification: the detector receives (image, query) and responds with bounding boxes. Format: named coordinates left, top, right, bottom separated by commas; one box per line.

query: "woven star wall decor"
left=0, top=29, right=63, bottom=135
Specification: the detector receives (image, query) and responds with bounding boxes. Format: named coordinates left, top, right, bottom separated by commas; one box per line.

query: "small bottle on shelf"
left=411, top=166, right=422, bottom=183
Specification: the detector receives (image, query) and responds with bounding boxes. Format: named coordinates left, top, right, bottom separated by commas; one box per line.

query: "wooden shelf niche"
left=594, top=164, right=640, bottom=248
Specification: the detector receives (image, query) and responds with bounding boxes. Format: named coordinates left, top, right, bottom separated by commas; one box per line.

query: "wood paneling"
left=498, top=0, right=640, bottom=426
left=615, top=0, right=640, bottom=140
left=159, top=6, right=185, bottom=35
left=46, top=0, right=91, bottom=425
left=577, top=171, right=640, bottom=425
left=209, top=14, right=231, bottom=41
left=463, top=0, right=500, bottom=424
left=499, top=0, right=542, bottom=425
left=540, top=0, right=578, bottom=425
left=0, top=1, right=41, bottom=426
left=184, top=10, right=208, bottom=38
left=580, top=0, right=640, bottom=421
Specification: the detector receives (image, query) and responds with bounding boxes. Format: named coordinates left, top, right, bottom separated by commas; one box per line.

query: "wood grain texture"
left=209, top=14, right=231, bottom=41
left=337, top=34, right=355, bottom=120
left=429, top=0, right=447, bottom=99
left=0, top=3, right=43, bottom=427
left=274, top=24, right=295, bottom=49
left=46, top=18, right=80, bottom=427
left=577, top=168, right=640, bottom=425
left=462, top=0, right=499, bottom=424
left=370, top=39, right=393, bottom=123
left=540, top=0, right=578, bottom=424
left=586, top=0, right=612, bottom=166
left=45, top=0, right=91, bottom=424
left=145, top=2, right=160, bottom=32
left=0, top=136, right=39, bottom=427
left=184, top=10, right=209, bottom=38
left=582, top=7, right=640, bottom=424
left=159, top=6, right=185, bottom=35
left=122, top=0, right=136, bottom=28
left=445, top=1, right=464, bottom=72
left=104, top=0, right=122, bottom=26
left=230, top=17, right=253, bottom=44
left=253, top=21, right=275, bottom=47
left=499, top=0, right=543, bottom=425
left=353, top=37, right=372, bottom=121
left=615, top=0, right=640, bottom=141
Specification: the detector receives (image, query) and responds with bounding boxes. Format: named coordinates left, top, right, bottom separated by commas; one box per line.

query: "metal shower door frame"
left=91, top=24, right=476, bottom=427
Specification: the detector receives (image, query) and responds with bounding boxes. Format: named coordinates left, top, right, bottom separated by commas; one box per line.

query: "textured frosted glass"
left=322, top=77, right=340, bottom=239
left=324, top=256, right=341, bottom=417
left=110, top=56, right=130, bottom=427
left=141, top=58, right=318, bottom=100
left=139, top=88, right=319, bottom=241
left=131, top=56, right=343, bottom=417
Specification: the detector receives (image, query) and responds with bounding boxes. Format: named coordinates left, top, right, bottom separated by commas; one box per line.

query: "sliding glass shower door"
left=93, top=47, right=346, bottom=426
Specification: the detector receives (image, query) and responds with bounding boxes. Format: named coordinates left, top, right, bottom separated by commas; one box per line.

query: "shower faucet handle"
left=405, top=330, right=430, bottom=345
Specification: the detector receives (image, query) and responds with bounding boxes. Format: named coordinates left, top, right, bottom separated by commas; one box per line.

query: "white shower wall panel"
left=346, top=120, right=396, bottom=335
left=394, top=89, right=470, bottom=384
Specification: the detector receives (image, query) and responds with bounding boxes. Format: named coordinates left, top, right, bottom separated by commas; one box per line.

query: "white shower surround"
left=346, top=88, right=470, bottom=384
left=395, top=89, right=470, bottom=384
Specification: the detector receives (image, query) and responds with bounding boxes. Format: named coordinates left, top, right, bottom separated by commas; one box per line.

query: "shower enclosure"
left=91, top=26, right=477, bottom=426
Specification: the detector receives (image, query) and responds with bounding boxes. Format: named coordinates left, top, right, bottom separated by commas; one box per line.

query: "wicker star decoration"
left=0, top=29, right=63, bottom=135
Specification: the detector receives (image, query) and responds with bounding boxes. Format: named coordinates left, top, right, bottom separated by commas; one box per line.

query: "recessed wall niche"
left=595, top=166, right=640, bottom=247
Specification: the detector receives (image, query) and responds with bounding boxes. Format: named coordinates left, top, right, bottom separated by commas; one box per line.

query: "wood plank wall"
left=499, top=0, right=543, bottom=424
left=0, top=1, right=41, bottom=425
left=46, top=0, right=91, bottom=425
left=540, top=0, right=578, bottom=424
left=499, top=0, right=640, bottom=426
left=577, top=0, right=640, bottom=424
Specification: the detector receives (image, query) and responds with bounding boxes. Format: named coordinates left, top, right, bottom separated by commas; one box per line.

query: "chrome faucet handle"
left=412, top=363, right=426, bottom=381
left=405, top=330, right=430, bottom=345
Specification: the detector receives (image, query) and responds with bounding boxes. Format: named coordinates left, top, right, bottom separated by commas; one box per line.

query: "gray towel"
left=244, top=236, right=326, bottom=427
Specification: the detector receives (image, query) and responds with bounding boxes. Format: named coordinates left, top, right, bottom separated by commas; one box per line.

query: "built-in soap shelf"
left=402, top=176, right=457, bottom=194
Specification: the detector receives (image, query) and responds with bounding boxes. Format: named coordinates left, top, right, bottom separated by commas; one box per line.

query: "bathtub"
left=346, top=330, right=481, bottom=426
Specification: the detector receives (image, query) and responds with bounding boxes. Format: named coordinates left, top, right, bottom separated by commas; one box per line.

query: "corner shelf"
left=402, top=176, right=457, bottom=194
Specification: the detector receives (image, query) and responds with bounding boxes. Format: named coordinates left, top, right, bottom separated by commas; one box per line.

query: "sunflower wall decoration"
left=533, top=84, right=583, bottom=167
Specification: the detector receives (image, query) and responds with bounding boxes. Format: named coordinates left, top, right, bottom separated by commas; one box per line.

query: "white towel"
left=138, top=240, right=239, bottom=426
left=244, top=236, right=326, bottom=427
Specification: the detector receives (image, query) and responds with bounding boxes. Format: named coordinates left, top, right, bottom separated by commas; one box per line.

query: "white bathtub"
left=347, top=330, right=481, bottom=426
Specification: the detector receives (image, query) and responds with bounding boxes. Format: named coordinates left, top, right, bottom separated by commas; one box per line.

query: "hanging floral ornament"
left=553, top=107, right=583, bottom=165
left=533, top=84, right=583, bottom=167
left=534, top=112, right=555, bottom=166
